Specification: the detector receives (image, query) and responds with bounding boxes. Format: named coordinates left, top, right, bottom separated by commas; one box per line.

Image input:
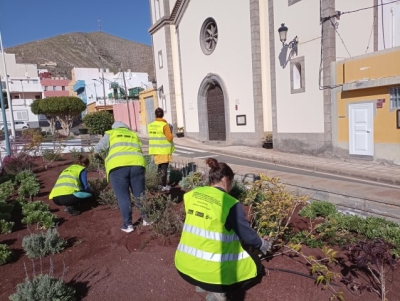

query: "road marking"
left=175, top=149, right=195, bottom=154
left=172, top=153, right=181, bottom=156
left=194, top=155, right=219, bottom=159
left=175, top=145, right=208, bottom=153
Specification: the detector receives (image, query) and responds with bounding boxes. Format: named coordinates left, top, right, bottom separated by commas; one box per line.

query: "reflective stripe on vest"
left=49, top=164, right=84, bottom=199
left=147, top=121, right=174, bottom=155
left=177, top=243, right=250, bottom=262
left=174, top=186, right=257, bottom=285
left=104, top=128, right=146, bottom=181
left=182, top=224, right=240, bottom=243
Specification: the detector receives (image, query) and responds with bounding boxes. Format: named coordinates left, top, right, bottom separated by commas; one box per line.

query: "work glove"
left=259, top=238, right=271, bottom=255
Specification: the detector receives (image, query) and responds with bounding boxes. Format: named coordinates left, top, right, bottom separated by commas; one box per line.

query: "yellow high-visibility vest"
left=104, top=128, right=146, bottom=181
left=148, top=120, right=175, bottom=155
left=174, top=186, right=257, bottom=285
left=49, top=164, right=85, bottom=199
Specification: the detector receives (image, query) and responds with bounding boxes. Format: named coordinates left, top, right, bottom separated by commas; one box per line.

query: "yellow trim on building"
left=139, top=89, right=158, bottom=133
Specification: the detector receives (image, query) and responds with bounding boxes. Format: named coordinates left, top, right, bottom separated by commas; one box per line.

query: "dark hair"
left=155, top=107, right=164, bottom=118
left=78, top=155, right=90, bottom=167
left=205, top=158, right=234, bottom=184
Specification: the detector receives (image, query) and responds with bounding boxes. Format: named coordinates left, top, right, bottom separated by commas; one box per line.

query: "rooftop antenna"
left=98, top=19, right=102, bottom=32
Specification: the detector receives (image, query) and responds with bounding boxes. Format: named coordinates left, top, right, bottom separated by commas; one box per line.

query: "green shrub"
left=22, top=211, right=56, bottom=229
left=42, top=149, right=62, bottom=162
left=88, top=178, right=108, bottom=199
left=289, top=230, right=324, bottom=248
left=18, top=178, right=40, bottom=202
left=299, top=201, right=338, bottom=219
left=0, top=244, right=13, bottom=265
left=168, top=167, right=183, bottom=186
left=98, top=189, right=118, bottom=209
left=9, top=274, right=76, bottom=301
left=83, top=110, right=114, bottom=135
left=145, top=161, right=161, bottom=192
left=151, top=196, right=184, bottom=239
left=22, top=201, right=56, bottom=229
left=15, top=170, right=35, bottom=184
left=229, top=180, right=247, bottom=202
left=22, top=228, right=66, bottom=259
left=0, top=219, right=14, bottom=234
left=0, top=180, right=15, bottom=202
left=178, top=172, right=207, bottom=190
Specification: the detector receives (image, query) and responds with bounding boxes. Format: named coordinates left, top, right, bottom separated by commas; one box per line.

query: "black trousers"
left=158, top=163, right=169, bottom=186
left=177, top=249, right=264, bottom=293
left=53, top=194, right=85, bottom=208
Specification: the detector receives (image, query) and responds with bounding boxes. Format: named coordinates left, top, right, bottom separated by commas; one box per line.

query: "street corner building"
left=148, top=0, right=400, bottom=164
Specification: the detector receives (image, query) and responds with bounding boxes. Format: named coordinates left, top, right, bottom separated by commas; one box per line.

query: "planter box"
left=176, top=132, right=184, bottom=138
left=262, top=142, right=273, bottom=149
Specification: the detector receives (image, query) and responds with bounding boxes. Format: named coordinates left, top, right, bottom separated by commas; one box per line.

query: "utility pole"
left=122, top=71, right=133, bottom=130
left=101, top=71, right=106, bottom=110
left=0, top=31, right=15, bottom=138
left=0, top=74, right=11, bottom=156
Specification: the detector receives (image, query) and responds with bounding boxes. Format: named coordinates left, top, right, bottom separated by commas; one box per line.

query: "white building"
left=149, top=0, right=387, bottom=154
left=71, top=67, right=151, bottom=112
left=0, top=53, right=43, bottom=128
left=378, top=0, right=400, bottom=50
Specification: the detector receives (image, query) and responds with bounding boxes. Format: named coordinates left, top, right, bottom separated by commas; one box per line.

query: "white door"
left=349, top=103, right=374, bottom=156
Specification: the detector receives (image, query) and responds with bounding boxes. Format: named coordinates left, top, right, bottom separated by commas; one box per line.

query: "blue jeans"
left=109, top=166, right=145, bottom=227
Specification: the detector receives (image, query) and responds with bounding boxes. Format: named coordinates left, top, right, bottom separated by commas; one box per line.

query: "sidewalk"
left=170, top=136, right=400, bottom=186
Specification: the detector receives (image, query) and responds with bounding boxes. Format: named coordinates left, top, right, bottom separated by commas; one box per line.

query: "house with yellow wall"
left=332, top=46, right=400, bottom=164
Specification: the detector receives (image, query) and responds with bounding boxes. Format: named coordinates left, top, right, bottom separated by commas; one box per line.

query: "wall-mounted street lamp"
left=278, top=23, right=298, bottom=54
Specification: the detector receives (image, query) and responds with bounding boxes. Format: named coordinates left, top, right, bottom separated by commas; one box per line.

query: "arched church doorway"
left=206, top=84, right=226, bottom=141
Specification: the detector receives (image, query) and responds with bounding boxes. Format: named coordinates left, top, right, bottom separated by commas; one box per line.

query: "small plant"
left=22, top=228, right=66, bottom=259
left=0, top=219, right=15, bottom=234
left=18, top=177, right=41, bottom=202
left=343, top=239, right=398, bottom=301
left=168, top=167, right=183, bottom=186
left=152, top=196, right=184, bottom=240
left=145, top=161, right=162, bottom=192
left=0, top=180, right=15, bottom=202
left=229, top=180, right=247, bottom=202
left=2, top=155, right=34, bottom=176
left=22, top=201, right=56, bottom=229
left=245, top=175, right=309, bottom=239
left=264, top=133, right=273, bottom=142
left=88, top=178, right=108, bottom=199
left=9, top=274, right=76, bottom=301
left=15, top=170, right=36, bottom=184
left=299, top=201, right=338, bottom=219
left=179, top=171, right=207, bottom=190
left=98, top=189, right=119, bottom=209
left=42, top=149, right=62, bottom=166
left=0, top=244, right=13, bottom=265
left=69, top=147, right=82, bottom=163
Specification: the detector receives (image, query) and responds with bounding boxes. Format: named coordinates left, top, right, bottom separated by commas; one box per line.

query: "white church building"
left=149, top=0, right=396, bottom=154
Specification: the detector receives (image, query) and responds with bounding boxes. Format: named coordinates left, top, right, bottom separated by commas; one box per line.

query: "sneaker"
left=142, top=219, right=154, bottom=226
left=161, top=185, right=171, bottom=192
left=65, top=206, right=80, bottom=216
left=121, top=225, right=135, bottom=233
left=206, top=292, right=227, bottom=301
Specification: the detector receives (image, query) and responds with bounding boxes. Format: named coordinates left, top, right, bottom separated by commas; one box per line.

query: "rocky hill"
left=6, top=32, right=154, bottom=79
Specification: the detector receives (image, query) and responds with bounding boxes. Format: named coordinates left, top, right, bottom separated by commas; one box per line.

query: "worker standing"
left=94, top=121, right=149, bottom=233
left=147, top=107, right=175, bottom=191
left=49, top=155, right=93, bottom=216
left=174, top=158, right=271, bottom=301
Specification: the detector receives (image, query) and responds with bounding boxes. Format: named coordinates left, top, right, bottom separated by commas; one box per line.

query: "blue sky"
left=0, top=0, right=152, bottom=48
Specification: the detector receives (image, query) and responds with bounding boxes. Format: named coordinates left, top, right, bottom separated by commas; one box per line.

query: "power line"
left=340, top=0, right=400, bottom=15
left=365, top=23, right=374, bottom=53
left=330, top=19, right=351, bottom=57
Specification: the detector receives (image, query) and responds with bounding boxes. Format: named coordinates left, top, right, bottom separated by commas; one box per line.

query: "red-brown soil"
left=0, top=155, right=399, bottom=301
